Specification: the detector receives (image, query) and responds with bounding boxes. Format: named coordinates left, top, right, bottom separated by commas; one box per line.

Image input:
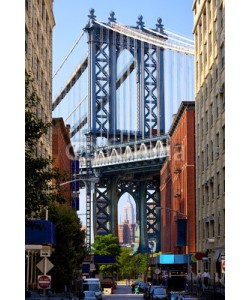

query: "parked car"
left=78, top=278, right=102, bottom=300
left=144, top=285, right=162, bottom=300
left=83, top=290, right=98, bottom=300
left=150, top=287, right=168, bottom=300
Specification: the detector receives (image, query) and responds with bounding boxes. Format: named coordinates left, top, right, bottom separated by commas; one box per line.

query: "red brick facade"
left=160, top=101, right=196, bottom=254
left=52, top=118, right=75, bottom=206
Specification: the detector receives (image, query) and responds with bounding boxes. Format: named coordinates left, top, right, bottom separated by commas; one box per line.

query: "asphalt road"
left=103, top=284, right=143, bottom=300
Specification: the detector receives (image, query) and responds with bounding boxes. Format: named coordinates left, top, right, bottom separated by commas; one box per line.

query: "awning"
left=158, top=254, right=195, bottom=264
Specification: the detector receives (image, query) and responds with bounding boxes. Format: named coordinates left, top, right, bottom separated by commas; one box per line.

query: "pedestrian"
left=131, top=282, right=135, bottom=293
left=202, top=270, right=210, bottom=288
left=135, top=285, right=140, bottom=294
left=197, top=270, right=202, bottom=284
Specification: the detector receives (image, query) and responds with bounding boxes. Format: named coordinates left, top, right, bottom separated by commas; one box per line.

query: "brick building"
left=160, top=101, right=196, bottom=255
left=52, top=117, right=75, bottom=206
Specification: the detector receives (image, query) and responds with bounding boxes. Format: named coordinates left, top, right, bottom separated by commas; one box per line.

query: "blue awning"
left=158, top=254, right=195, bottom=264
left=25, top=220, right=56, bottom=246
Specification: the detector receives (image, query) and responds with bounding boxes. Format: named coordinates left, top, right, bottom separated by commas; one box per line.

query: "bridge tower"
left=81, top=9, right=168, bottom=253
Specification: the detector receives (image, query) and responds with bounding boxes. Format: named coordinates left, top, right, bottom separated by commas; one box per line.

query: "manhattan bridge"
left=52, top=9, right=194, bottom=253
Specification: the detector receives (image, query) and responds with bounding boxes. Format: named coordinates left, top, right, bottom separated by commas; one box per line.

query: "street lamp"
left=155, top=206, right=190, bottom=282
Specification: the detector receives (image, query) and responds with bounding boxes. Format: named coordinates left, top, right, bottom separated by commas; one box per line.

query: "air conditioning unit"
left=207, top=238, right=215, bottom=243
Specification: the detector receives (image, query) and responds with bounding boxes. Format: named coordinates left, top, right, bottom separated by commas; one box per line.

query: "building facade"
left=192, top=0, right=225, bottom=279
left=25, top=1, right=55, bottom=291
left=25, top=0, right=55, bottom=159
left=160, top=101, right=196, bottom=256
left=52, top=118, right=75, bottom=207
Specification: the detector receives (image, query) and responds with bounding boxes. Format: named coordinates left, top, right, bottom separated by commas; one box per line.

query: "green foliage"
left=48, top=204, right=86, bottom=292
left=25, top=73, right=66, bottom=219
left=117, top=248, right=149, bottom=280
left=91, top=234, right=121, bottom=257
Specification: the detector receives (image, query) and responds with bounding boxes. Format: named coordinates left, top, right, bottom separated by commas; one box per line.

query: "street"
left=104, top=284, right=143, bottom=300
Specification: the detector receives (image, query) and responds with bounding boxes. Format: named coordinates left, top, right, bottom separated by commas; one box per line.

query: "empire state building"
left=118, top=197, right=136, bottom=245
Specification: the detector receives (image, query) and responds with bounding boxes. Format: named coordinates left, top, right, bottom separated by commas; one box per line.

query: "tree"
left=48, top=204, right=85, bottom=292
left=25, top=73, right=66, bottom=220
left=116, top=247, right=133, bottom=279
left=91, top=234, right=121, bottom=257
left=91, top=234, right=121, bottom=277
left=117, top=249, right=149, bottom=280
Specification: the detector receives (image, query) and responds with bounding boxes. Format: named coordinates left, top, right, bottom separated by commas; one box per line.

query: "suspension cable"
left=52, top=30, right=85, bottom=79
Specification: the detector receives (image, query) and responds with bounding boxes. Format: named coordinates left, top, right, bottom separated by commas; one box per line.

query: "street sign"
left=221, top=259, right=225, bottom=273
left=38, top=275, right=51, bottom=289
left=36, top=257, right=54, bottom=273
left=40, top=245, right=51, bottom=257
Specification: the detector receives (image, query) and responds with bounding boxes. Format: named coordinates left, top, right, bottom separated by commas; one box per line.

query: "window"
left=210, top=103, right=213, bottom=126
left=216, top=133, right=220, bottom=157
left=217, top=172, right=220, bottom=196
left=215, top=67, right=218, bottom=80
left=37, top=21, right=40, bottom=45
left=202, top=185, right=204, bottom=205
left=204, top=41, right=207, bottom=63
left=216, top=95, right=219, bottom=118
left=25, top=27, right=28, bottom=54
left=223, top=167, right=225, bottom=194
left=206, top=111, right=208, bottom=131
left=201, top=118, right=204, bottom=137
left=221, top=43, right=225, bottom=68
left=222, top=126, right=225, bottom=150
left=217, top=212, right=221, bottom=236
left=211, top=140, right=214, bottom=163
left=206, top=144, right=209, bottom=167
left=220, top=4, right=224, bottom=29
left=209, top=31, right=212, bottom=54
left=202, top=151, right=204, bottom=171
left=221, top=86, right=225, bottom=110
left=205, top=185, right=209, bottom=202
left=211, top=220, right=215, bottom=237
left=206, top=222, right=209, bottom=238
left=211, top=177, right=214, bottom=200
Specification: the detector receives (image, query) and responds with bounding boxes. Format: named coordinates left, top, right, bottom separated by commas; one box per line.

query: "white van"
left=79, top=278, right=102, bottom=300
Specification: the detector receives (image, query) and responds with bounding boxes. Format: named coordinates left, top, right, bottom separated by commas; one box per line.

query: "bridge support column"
left=109, top=176, right=119, bottom=237
left=138, top=181, right=148, bottom=253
